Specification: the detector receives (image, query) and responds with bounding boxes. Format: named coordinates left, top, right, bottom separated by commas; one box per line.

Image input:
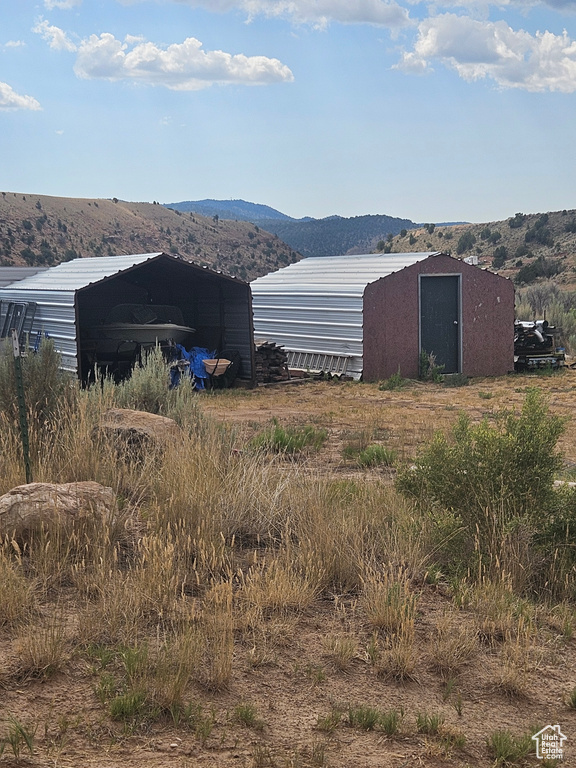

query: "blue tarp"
left=170, top=345, right=216, bottom=389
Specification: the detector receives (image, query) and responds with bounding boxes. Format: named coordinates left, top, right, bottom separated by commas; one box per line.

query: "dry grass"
left=323, top=633, right=357, bottom=672
left=2, top=365, right=576, bottom=766
left=0, top=543, right=37, bottom=628
left=15, top=610, right=72, bottom=680
left=361, top=567, right=418, bottom=635
left=429, top=611, right=479, bottom=676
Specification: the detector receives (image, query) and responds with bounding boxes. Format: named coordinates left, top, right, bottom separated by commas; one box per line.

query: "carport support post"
left=11, top=329, right=32, bottom=484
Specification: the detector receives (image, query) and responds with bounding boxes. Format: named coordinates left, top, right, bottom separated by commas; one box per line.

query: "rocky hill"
left=377, top=209, right=576, bottom=289
left=0, top=192, right=299, bottom=282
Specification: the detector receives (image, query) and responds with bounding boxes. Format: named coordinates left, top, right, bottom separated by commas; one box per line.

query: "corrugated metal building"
left=0, top=267, right=48, bottom=289
left=251, top=252, right=514, bottom=380
left=0, top=253, right=255, bottom=383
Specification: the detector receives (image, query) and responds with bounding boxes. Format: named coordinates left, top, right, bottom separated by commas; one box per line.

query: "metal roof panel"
left=6, top=253, right=164, bottom=291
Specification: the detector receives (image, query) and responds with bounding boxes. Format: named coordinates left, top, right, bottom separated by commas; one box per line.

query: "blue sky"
left=1, top=0, right=575, bottom=223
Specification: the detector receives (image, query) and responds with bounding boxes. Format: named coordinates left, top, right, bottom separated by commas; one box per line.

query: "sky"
left=1, top=0, right=575, bottom=224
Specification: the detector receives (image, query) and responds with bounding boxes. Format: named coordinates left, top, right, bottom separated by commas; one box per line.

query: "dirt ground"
left=202, top=369, right=576, bottom=471
left=2, top=370, right=576, bottom=767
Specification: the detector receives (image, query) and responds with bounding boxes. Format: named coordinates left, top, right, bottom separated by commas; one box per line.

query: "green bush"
left=396, top=389, right=565, bottom=564
left=487, top=729, right=533, bottom=765
left=250, top=419, right=327, bottom=455
left=456, top=231, right=476, bottom=254
left=508, top=212, right=526, bottom=229
left=419, top=350, right=444, bottom=383
left=442, top=373, right=469, bottom=388
left=0, top=337, right=76, bottom=427
left=114, top=346, right=172, bottom=415
left=357, top=444, right=396, bottom=468
left=379, top=369, right=406, bottom=391
left=515, top=257, right=561, bottom=285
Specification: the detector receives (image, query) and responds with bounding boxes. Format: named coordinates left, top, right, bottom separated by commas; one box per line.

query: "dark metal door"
left=420, top=276, right=460, bottom=374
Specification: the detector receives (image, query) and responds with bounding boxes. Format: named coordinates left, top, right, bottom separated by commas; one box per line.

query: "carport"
left=0, top=253, right=255, bottom=384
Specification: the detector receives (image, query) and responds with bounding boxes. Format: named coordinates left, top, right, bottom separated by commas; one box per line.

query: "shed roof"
left=251, top=252, right=439, bottom=296
left=5, top=253, right=165, bottom=292
left=0, top=267, right=48, bottom=289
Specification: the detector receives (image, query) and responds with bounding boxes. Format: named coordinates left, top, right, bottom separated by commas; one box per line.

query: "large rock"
left=98, top=408, right=182, bottom=454
left=0, top=481, right=115, bottom=540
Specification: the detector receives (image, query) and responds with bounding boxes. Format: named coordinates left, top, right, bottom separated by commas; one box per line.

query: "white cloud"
left=72, top=32, right=294, bottom=89
left=0, top=82, right=42, bottom=111
left=169, top=0, right=411, bottom=28
left=396, top=14, right=576, bottom=92
left=44, top=0, right=82, bottom=9
left=33, top=18, right=77, bottom=52
left=4, top=40, right=26, bottom=48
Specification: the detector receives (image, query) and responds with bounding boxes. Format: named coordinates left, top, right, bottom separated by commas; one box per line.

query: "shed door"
left=420, top=275, right=460, bottom=374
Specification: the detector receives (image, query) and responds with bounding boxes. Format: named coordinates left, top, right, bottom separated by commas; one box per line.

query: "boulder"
left=0, top=481, right=115, bottom=540
left=98, top=408, right=182, bottom=454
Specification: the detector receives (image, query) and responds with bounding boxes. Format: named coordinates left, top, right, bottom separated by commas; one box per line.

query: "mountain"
left=0, top=193, right=299, bottom=281
left=164, top=199, right=297, bottom=222
left=165, top=199, right=417, bottom=258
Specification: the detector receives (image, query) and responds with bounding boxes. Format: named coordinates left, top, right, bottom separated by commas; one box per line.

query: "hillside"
left=257, top=213, right=418, bottom=258
left=166, top=199, right=418, bottom=258
left=0, top=192, right=299, bottom=281
left=377, top=209, right=576, bottom=289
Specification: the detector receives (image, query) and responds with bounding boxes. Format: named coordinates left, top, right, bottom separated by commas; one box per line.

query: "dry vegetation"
left=0, top=192, right=298, bottom=281
left=1, top=347, right=576, bottom=767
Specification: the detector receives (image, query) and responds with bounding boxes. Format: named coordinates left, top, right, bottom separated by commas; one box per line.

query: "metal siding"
left=252, top=253, right=436, bottom=379
left=223, top=287, right=254, bottom=379
left=0, top=287, right=78, bottom=370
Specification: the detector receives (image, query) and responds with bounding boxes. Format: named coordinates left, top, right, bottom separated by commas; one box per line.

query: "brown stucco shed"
left=251, top=251, right=514, bottom=381
left=363, top=252, right=514, bottom=380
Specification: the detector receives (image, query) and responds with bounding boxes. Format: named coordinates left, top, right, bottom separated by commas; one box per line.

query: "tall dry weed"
left=16, top=611, right=72, bottom=680
left=0, top=543, right=36, bottom=627
left=196, top=581, right=234, bottom=690
left=361, top=567, right=418, bottom=635
left=237, top=543, right=322, bottom=616
left=461, top=575, right=536, bottom=645
left=429, top=612, right=478, bottom=676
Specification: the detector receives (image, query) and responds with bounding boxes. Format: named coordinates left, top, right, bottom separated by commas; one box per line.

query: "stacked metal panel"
left=251, top=253, right=435, bottom=379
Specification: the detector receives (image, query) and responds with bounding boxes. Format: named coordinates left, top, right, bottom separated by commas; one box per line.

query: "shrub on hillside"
left=515, top=257, right=561, bottom=285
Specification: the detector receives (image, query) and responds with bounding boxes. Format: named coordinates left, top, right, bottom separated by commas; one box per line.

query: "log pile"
left=254, top=339, right=290, bottom=383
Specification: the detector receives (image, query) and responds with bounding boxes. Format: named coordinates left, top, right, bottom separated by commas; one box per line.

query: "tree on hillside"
left=456, top=231, right=476, bottom=254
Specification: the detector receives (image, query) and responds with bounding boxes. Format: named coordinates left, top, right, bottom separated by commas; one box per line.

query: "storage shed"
left=251, top=252, right=514, bottom=380
left=0, top=253, right=255, bottom=384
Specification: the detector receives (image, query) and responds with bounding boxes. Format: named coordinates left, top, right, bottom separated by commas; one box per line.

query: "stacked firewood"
left=254, top=339, right=290, bottom=383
